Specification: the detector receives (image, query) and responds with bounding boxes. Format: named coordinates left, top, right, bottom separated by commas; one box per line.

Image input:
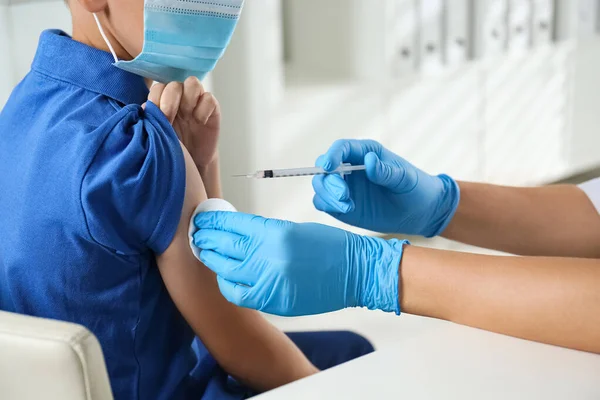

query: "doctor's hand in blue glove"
left=193, top=212, right=409, bottom=317
left=313, top=139, right=460, bottom=238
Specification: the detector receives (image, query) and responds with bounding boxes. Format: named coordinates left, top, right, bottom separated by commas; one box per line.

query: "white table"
left=256, top=321, right=600, bottom=399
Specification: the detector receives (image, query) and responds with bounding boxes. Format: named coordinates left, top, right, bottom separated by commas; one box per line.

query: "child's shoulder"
left=7, top=69, right=136, bottom=130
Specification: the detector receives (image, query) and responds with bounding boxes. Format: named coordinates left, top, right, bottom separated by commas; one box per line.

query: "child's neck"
left=70, top=13, right=152, bottom=89
left=71, top=12, right=132, bottom=62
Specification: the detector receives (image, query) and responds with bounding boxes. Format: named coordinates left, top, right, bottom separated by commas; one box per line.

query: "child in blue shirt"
left=0, top=1, right=373, bottom=399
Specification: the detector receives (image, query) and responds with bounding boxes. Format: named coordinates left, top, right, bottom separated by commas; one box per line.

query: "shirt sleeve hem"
left=144, top=103, right=187, bottom=255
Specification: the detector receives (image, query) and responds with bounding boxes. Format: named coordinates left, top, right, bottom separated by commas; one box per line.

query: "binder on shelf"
left=445, top=0, right=470, bottom=67
left=387, top=0, right=419, bottom=77
left=507, top=0, right=533, bottom=52
left=554, top=0, right=579, bottom=41
left=577, top=0, right=600, bottom=38
left=418, top=0, right=444, bottom=74
left=474, top=0, right=509, bottom=59
left=531, top=0, right=555, bottom=46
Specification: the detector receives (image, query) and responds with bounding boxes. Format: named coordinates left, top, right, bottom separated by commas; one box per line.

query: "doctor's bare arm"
left=442, top=182, right=600, bottom=259
left=400, top=245, right=600, bottom=354
left=156, top=144, right=318, bottom=391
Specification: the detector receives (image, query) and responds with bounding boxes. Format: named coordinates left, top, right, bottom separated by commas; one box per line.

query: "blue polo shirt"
left=0, top=30, right=229, bottom=400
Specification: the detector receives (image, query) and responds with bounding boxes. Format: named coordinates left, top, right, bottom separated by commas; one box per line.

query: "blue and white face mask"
left=94, top=0, right=244, bottom=83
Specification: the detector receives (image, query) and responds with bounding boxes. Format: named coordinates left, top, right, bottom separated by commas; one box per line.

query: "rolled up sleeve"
left=81, top=102, right=185, bottom=255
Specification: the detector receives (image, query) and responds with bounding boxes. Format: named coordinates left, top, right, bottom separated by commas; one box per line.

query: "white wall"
left=0, top=2, right=15, bottom=107
left=569, top=38, right=600, bottom=173
left=0, top=0, right=70, bottom=108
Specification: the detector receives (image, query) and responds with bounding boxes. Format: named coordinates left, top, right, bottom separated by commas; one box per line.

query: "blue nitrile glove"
left=312, top=139, right=460, bottom=237
left=193, top=211, right=409, bottom=317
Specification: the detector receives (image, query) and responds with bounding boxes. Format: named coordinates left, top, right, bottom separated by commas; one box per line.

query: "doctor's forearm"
left=399, top=246, right=600, bottom=353
left=442, top=182, right=600, bottom=258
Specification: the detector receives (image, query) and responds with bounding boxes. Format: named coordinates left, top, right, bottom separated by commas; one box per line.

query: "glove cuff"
left=427, top=174, right=461, bottom=238
left=360, top=237, right=410, bottom=315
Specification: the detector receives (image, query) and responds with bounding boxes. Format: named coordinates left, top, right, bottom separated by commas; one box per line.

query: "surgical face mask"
left=94, top=0, right=244, bottom=83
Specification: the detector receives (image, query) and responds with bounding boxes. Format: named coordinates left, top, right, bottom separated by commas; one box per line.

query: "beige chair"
left=0, top=311, right=113, bottom=400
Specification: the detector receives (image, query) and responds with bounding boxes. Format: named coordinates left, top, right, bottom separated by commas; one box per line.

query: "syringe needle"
left=233, top=164, right=365, bottom=179
left=232, top=173, right=258, bottom=178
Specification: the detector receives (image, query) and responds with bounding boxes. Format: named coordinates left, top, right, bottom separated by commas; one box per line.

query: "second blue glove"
left=313, top=139, right=460, bottom=237
left=193, top=211, right=408, bottom=317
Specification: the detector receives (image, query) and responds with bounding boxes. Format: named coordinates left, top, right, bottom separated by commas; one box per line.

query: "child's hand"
left=148, top=78, right=221, bottom=168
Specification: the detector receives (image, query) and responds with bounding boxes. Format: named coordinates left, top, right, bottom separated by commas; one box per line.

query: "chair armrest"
left=0, top=311, right=113, bottom=400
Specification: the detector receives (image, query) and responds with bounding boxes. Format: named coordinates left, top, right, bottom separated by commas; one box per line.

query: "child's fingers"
left=148, top=82, right=165, bottom=106
left=181, top=77, right=205, bottom=118
left=159, top=82, right=184, bottom=124
left=194, top=93, right=220, bottom=125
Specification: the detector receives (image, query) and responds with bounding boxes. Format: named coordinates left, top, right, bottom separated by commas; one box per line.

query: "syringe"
left=234, top=163, right=366, bottom=179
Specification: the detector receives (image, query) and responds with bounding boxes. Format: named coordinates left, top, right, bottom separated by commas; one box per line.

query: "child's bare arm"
left=156, top=144, right=318, bottom=392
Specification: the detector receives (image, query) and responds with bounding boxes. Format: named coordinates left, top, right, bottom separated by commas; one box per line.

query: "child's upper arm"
left=155, top=143, right=231, bottom=334
left=81, top=101, right=314, bottom=389
left=156, top=144, right=317, bottom=391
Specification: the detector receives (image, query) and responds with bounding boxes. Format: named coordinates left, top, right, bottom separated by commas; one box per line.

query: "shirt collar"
left=31, top=30, right=149, bottom=106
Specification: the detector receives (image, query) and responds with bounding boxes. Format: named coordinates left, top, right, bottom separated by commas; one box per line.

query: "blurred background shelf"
left=2, top=0, right=600, bottom=230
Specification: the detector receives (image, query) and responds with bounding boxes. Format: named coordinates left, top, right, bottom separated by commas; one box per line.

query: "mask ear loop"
left=93, top=13, right=119, bottom=63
